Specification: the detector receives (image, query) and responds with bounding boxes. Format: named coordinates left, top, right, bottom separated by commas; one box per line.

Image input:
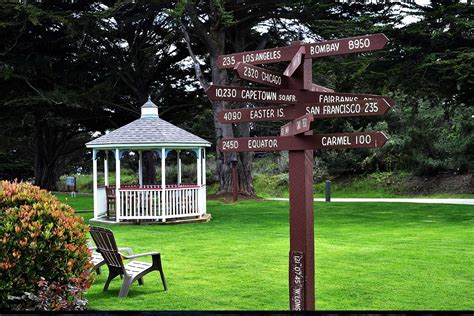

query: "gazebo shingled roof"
left=86, top=97, right=210, bottom=148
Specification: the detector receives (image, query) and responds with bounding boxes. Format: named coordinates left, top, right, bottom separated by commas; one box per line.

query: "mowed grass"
left=76, top=200, right=473, bottom=311
left=55, top=193, right=93, bottom=211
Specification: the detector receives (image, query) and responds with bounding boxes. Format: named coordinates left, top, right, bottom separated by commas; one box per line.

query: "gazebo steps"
left=89, top=213, right=212, bottom=225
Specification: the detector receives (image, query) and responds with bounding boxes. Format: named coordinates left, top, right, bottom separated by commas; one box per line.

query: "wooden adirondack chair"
left=89, top=226, right=167, bottom=297
left=87, top=240, right=134, bottom=276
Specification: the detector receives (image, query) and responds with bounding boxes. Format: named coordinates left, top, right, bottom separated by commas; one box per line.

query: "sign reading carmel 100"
left=207, top=33, right=393, bottom=311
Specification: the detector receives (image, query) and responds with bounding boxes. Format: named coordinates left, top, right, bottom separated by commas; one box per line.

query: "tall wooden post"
left=288, top=44, right=315, bottom=311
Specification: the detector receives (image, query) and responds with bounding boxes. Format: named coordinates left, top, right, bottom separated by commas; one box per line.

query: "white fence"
left=118, top=186, right=203, bottom=221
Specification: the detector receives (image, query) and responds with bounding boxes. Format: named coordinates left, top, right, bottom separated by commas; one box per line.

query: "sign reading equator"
left=207, top=85, right=394, bottom=106
left=219, top=132, right=389, bottom=152
left=217, top=99, right=390, bottom=123
left=216, top=33, right=389, bottom=69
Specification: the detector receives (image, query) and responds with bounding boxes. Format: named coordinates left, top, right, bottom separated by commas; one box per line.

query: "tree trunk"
left=142, top=151, right=156, bottom=184
left=182, top=4, right=255, bottom=195
left=33, top=119, right=59, bottom=191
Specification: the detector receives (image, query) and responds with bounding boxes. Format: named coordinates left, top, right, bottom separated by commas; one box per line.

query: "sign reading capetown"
left=208, top=34, right=393, bottom=311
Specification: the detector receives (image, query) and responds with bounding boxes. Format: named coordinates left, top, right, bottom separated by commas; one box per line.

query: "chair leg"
left=152, top=254, right=167, bottom=291
left=159, top=269, right=167, bottom=291
left=95, top=267, right=101, bottom=275
left=138, top=277, right=144, bottom=285
left=118, top=276, right=134, bottom=297
left=104, top=272, right=119, bottom=291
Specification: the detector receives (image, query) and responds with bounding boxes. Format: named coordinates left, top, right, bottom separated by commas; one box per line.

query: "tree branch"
left=24, top=78, right=62, bottom=105
left=184, top=3, right=217, bottom=55
left=180, top=22, right=209, bottom=90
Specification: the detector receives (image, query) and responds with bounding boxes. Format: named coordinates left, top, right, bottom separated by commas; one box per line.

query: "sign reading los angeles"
left=209, top=33, right=393, bottom=311
left=217, top=33, right=389, bottom=69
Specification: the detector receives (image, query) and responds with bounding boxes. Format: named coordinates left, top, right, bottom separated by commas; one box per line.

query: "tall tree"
left=0, top=2, right=113, bottom=190
left=175, top=0, right=345, bottom=195
left=87, top=1, right=210, bottom=183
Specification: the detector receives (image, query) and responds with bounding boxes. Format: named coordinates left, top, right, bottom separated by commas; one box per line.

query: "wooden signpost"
left=212, top=34, right=393, bottom=311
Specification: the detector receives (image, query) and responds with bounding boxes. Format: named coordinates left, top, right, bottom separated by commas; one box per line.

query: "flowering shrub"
left=0, top=181, right=93, bottom=310
left=7, top=277, right=88, bottom=311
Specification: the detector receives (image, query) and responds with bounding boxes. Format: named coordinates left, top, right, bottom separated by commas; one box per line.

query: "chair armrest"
left=120, top=252, right=160, bottom=260
left=118, top=247, right=134, bottom=256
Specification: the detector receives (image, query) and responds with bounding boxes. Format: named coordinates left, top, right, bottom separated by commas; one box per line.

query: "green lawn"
left=74, top=200, right=474, bottom=311
left=55, top=193, right=93, bottom=211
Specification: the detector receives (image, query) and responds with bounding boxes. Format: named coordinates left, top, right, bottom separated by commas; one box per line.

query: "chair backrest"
left=105, top=186, right=115, bottom=198
left=89, top=226, right=124, bottom=270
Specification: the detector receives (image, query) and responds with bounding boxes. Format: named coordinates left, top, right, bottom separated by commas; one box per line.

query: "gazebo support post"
left=161, top=148, right=166, bottom=222
left=104, top=151, right=109, bottom=186
left=92, top=149, right=98, bottom=219
left=138, top=151, right=143, bottom=188
left=115, top=149, right=121, bottom=223
left=202, top=148, right=206, bottom=215
left=195, top=148, right=202, bottom=215
left=177, top=150, right=181, bottom=185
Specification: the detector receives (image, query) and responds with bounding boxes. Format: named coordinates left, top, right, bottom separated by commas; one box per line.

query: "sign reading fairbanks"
left=211, top=34, right=393, bottom=311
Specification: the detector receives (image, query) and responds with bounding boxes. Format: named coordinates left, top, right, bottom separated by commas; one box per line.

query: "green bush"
left=0, top=181, right=93, bottom=310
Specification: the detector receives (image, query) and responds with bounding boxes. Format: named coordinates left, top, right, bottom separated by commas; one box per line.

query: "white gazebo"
left=86, top=98, right=211, bottom=223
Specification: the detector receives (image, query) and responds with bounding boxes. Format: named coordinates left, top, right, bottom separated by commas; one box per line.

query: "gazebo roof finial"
left=141, top=95, right=159, bottom=118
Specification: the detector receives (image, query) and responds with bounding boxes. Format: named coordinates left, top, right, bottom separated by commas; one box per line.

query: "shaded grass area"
left=77, top=200, right=473, bottom=310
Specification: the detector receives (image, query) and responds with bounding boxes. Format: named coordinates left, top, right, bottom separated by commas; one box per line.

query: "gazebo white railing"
left=118, top=184, right=203, bottom=220
left=86, top=97, right=211, bottom=223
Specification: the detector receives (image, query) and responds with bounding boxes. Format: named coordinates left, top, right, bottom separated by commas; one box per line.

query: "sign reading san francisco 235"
left=217, top=99, right=391, bottom=124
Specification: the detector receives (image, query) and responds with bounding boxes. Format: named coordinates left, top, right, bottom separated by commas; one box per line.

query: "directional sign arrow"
left=305, top=33, right=389, bottom=59
left=207, top=85, right=395, bottom=106
left=219, top=132, right=389, bottom=152
left=217, top=99, right=391, bottom=124
left=217, top=45, right=302, bottom=69
left=234, top=62, right=289, bottom=88
left=284, top=46, right=305, bottom=77
left=310, top=83, right=334, bottom=93
left=234, top=62, right=334, bottom=92
left=281, top=114, right=314, bottom=136
left=217, top=34, right=389, bottom=69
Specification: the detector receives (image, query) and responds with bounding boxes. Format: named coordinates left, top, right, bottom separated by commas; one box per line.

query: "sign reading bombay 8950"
left=217, top=34, right=389, bottom=69
left=305, top=33, right=389, bottom=58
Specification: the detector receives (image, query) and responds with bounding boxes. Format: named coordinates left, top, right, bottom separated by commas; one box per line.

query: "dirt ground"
left=406, top=173, right=474, bottom=195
